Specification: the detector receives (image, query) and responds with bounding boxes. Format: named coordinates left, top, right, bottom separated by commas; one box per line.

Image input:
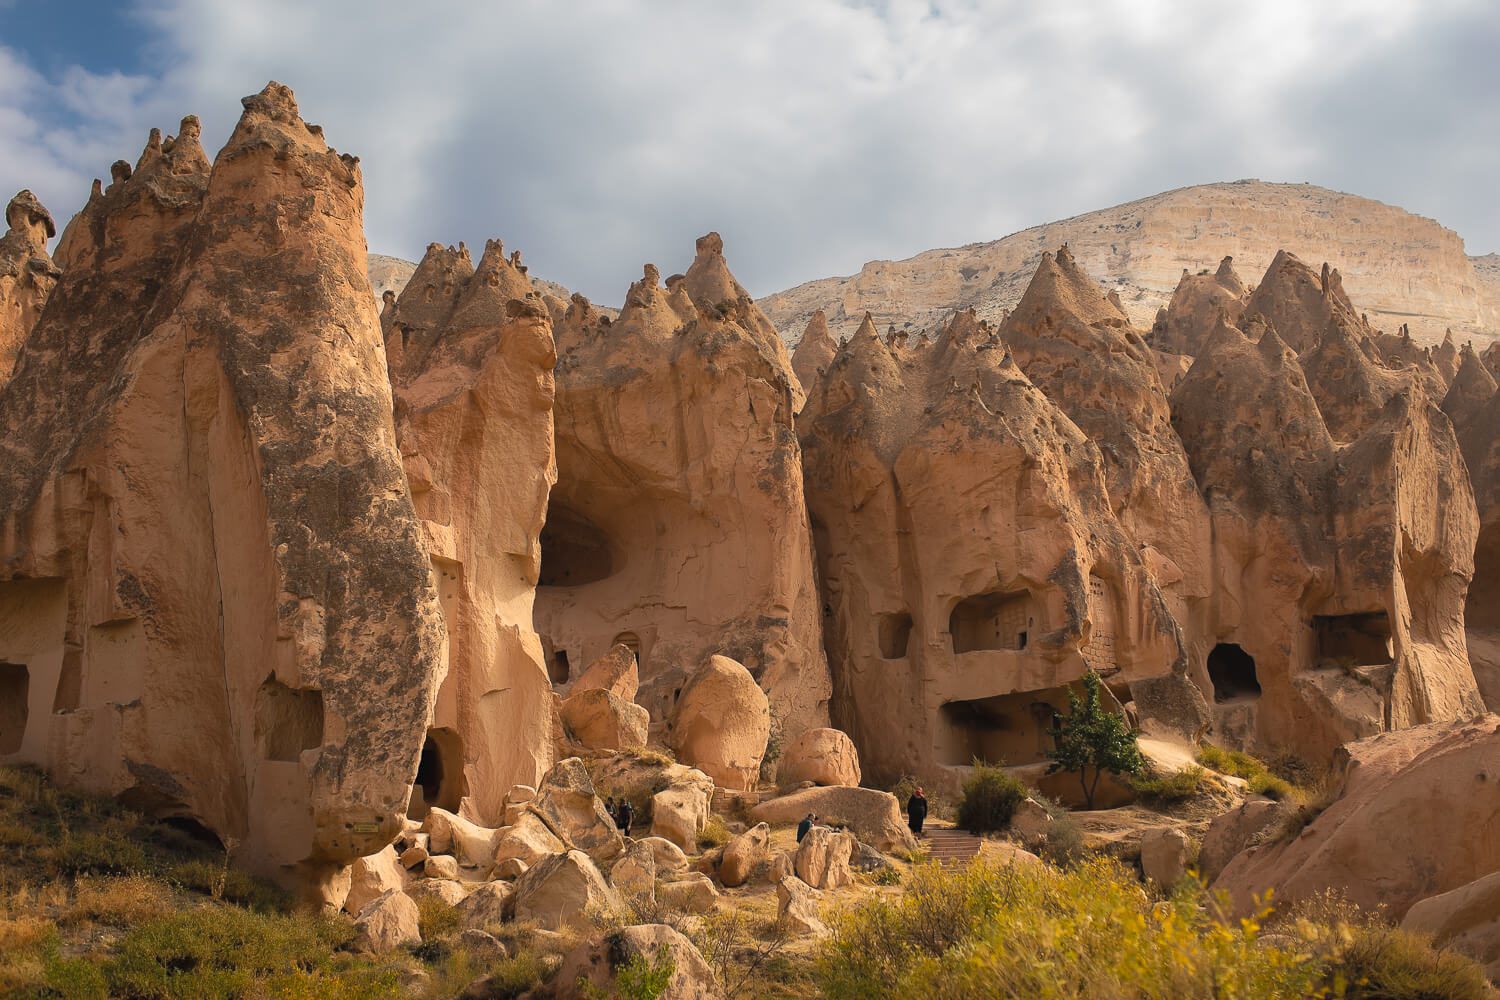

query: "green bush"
left=698, top=815, right=732, bottom=849
left=955, top=763, right=1028, bottom=834
left=1046, top=671, right=1145, bottom=809
left=1328, top=923, right=1491, bottom=999
left=1130, top=765, right=1207, bottom=803
left=51, top=831, right=151, bottom=876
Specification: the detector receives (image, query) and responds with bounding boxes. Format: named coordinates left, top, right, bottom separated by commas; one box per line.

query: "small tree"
left=1047, top=672, right=1144, bottom=809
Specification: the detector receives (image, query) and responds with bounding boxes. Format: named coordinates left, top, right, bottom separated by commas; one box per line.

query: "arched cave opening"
left=1313, top=613, right=1393, bottom=666
left=408, top=727, right=467, bottom=820
left=0, top=662, right=28, bottom=754
left=538, top=504, right=614, bottom=587
left=1207, top=644, right=1260, bottom=702
left=950, top=590, right=1033, bottom=654
left=938, top=689, right=1064, bottom=767
left=549, top=649, right=571, bottom=684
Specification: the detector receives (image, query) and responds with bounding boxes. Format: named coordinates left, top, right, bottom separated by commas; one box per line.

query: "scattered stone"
left=513, top=850, right=623, bottom=930
left=750, top=785, right=916, bottom=852
left=794, top=826, right=855, bottom=890
left=776, top=876, right=828, bottom=937
left=454, top=881, right=513, bottom=930
left=457, top=928, right=508, bottom=960
left=1140, top=827, right=1191, bottom=886
left=353, top=889, right=421, bottom=953
left=424, top=855, right=461, bottom=881
left=494, top=857, right=529, bottom=881
left=532, top=758, right=625, bottom=864
left=561, top=687, right=650, bottom=750
left=494, top=812, right=567, bottom=868
left=637, top=836, right=691, bottom=874
left=406, top=878, right=470, bottom=908
left=779, top=728, right=862, bottom=788
left=570, top=644, right=641, bottom=702
left=670, top=655, right=771, bottom=791
left=346, top=846, right=406, bottom=915
left=658, top=873, right=720, bottom=914
left=610, top=839, right=658, bottom=899
left=719, top=823, right=770, bottom=888
left=1010, top=797, right=1053, bottom=843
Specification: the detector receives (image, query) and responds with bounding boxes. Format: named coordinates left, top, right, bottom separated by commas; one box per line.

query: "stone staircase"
left=920, top=827, right=982, bottom=865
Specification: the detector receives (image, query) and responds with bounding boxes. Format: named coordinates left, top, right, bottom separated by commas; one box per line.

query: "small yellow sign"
left=352, top=822, right=379, bottom=834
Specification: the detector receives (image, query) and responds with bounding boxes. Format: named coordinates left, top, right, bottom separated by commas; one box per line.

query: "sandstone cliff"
left=0, top=84, right=447, bottom=898
left=536, top=234, right=831, bottom=738
left=387, top=238, right=561, bottom=823
left=760, top=181, right=1500, bottom=348
left=799, top=306, right=1200, bottom=791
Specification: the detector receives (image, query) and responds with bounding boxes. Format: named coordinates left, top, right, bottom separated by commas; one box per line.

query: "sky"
left=1, top=0, right=1497, bottom=303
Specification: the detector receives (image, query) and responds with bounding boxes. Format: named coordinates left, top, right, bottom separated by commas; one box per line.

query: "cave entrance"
left=0, top=662, right=28, bottom=754
left=1313, top=613, right=1393, bottom=667
left=1207, top=644, right=1260, bottom=702
left=538, top=504, right=614, bottom=587
left=878, top=613, right=913, bottom=659
left=408, top=727, right=467, bottom=820
left=938, top=688, right=1065, bottom=766
left=253, top=678, right=324, bottom=762
left=1469, top=533, right=1500, bottom=632
left=549, top=649, right=571, bottom=684
left=949, top=590, right=1033, bottom=654
left=612, top=633, right=641, bottom=662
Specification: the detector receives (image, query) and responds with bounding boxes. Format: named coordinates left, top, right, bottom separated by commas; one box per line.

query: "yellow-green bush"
left=814, top=855, right=1489, bottom=999
left=1129, top=765, right=1207, bottom=803
left=955, top=763, right=1027, bottom=833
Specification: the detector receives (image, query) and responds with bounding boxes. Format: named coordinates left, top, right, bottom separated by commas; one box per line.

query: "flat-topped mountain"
left=757, top=181, right=1500, bottom=348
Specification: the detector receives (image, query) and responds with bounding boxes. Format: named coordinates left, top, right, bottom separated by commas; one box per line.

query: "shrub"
left=698, top=815, right=732, bottom=849
left=1047, top=671, right=1145, bottom=809
left=956, top=763, right=1028, bottom=833
left=1031, top=799, right=1088, bottom=868
left=65, top=875, right=175, bottom=927
left=1130, top=765, right=1207, bottom=803
left=416, top=895, right=462, bottom=942
left=1322, top=923, right=1490, bottom=999
left=1247, top=771, right=1295, bottom=801
left=50, top=830, right=151, bottom=876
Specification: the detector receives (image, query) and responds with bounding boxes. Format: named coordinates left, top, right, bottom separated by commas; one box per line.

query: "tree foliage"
left=1046, top=672, right=1144, bottom=809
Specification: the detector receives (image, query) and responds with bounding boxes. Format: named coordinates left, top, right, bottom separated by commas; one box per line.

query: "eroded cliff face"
left=1445, top=347, right=1500, bottom=710
left=1169, top=265, right=1483, bottom=760
left=761, top=181, right=1500, bottom=348
left=0, top=84, right=447, bottom=898
left=386, top=239, right=560, bottom=824
left=535, top=234, right=831, bottom=739
left=0, top=190, right=59, bottom=387
left=799, top=307, right=1201, bottom=793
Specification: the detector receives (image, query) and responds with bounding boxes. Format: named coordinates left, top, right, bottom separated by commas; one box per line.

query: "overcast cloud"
left=1, top=0, right=1496, bottom=302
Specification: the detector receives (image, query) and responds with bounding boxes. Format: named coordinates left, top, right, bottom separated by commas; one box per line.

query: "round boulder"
left=779, top=727, right=861, bottom=787
left=669, top=655, right=770, bottom=791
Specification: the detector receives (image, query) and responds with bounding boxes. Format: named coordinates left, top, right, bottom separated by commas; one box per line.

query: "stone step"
left=919, top=828, right=982, bottom=864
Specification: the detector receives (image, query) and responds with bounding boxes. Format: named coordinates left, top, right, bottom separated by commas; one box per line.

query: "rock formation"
left=799, top=297, right=1198, bottom=791
left=1169, top=269, right=1483, bottom=758
left=385, top=237, right=560, bottom=822
left=790, top=309, right=837, bottom=400
left=1446, top=346, right=1500, bottom=709
left=1147, top=256, right=1247, bottom=358
left=0, top=190, right=59, bottom=386
left=1214, top=717, right=1500, bottom=919
left=535, top=233, right=830, bottom=736
left=0, top=84, right=447, bottom=896
left=759, top=181, right=1500, bottom=347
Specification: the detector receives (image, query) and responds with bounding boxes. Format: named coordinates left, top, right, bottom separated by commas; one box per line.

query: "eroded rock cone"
left=791, top=309, right=838, bottom=401
left=0, top=190, right=60, bottom=386
left=0, top=83, right=447, bottom=894
left=537, top=234, right=830, bottom=737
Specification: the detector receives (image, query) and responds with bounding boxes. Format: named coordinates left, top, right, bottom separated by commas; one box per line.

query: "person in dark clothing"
left=907, top=787, right=928, bottom=836
left=605, top=796, right=617, bottom=827
left=616, top=798, right=634, bottom=837
left=796, top=812, right=817, bottom=843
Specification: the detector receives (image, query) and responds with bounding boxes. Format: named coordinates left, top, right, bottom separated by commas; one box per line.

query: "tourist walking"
left=616, top=798, right=634, bottom=837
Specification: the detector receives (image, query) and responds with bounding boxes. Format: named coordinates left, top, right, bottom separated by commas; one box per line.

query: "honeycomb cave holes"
left=538, top=503, right=615, bottom=587
left=0, top=663, right=28, bottom=754
left=253, top=678, right=324, bottom=762
left=950, top=590, right=1034, bottom=654
left=408, top=727, right=467, bottom=820
left=878, top=613, right=913, bottom=659
left=1207, top=644, right=1260, bottom=703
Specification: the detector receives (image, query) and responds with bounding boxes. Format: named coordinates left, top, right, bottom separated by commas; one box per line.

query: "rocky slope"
left=759, top=181, right=1500, bottom=349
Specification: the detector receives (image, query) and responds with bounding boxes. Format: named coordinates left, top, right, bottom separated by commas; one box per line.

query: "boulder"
left=1010, top=797, right=1053, bottom=843
left=513, top=850, right=623, bottom=930
left=494, top=857, right=529, bottom=881
left=794, top=826, right=855, bottom=890
left=423, top=855, right=461, bottom=881
left=406, top=878, right=470, bottom=908
left=750, top=786, right=917, bottom=852
left=669, top=655, right=772, bottom=790
left=552, top=923, right=723, bottom=1000
left=1401, top=871, right=1500, bottom=980
left=776, top=876, right=828, bottom=937
left=719, top=822, right=771, bottom=887
left=345, top=846, right=406, bottom=916
left=494, top=812, right=566, bottom=868
left=610, top=839, right=658, bottom=898
left=422, top=808, right=502, bottom=868
left=561, top=687, right=650, bottom=750
left=503, top=785, right=537, bottom=825
left=400, top=845, right=430, bottom=870
left=651, top=776, right=715, bottom=852
left=353, top=889, right=422, bottom=953
left=768, top=851, right=794, bottom=883
left=570, top=644, right=641, bottom=702
left=457, top=928, right=507, bottom=960
left=532, top=758, right=624, bottom=864
left=1198, top=799, right=1287, bottom=883
left=638, top=836, right=691, bottom=874
left=1140, top=827, right=1191, bottom=887
left=658, top=873, right=720, bottom=914
left=1214, top=717, right=1500, bottom=918
left=779, top=728, right=861, bottom=788
left=454, top=882, right=513, bottom=931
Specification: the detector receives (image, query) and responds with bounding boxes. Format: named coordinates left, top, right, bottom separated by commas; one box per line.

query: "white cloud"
left=1, top=0, right=1495, bottom=301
